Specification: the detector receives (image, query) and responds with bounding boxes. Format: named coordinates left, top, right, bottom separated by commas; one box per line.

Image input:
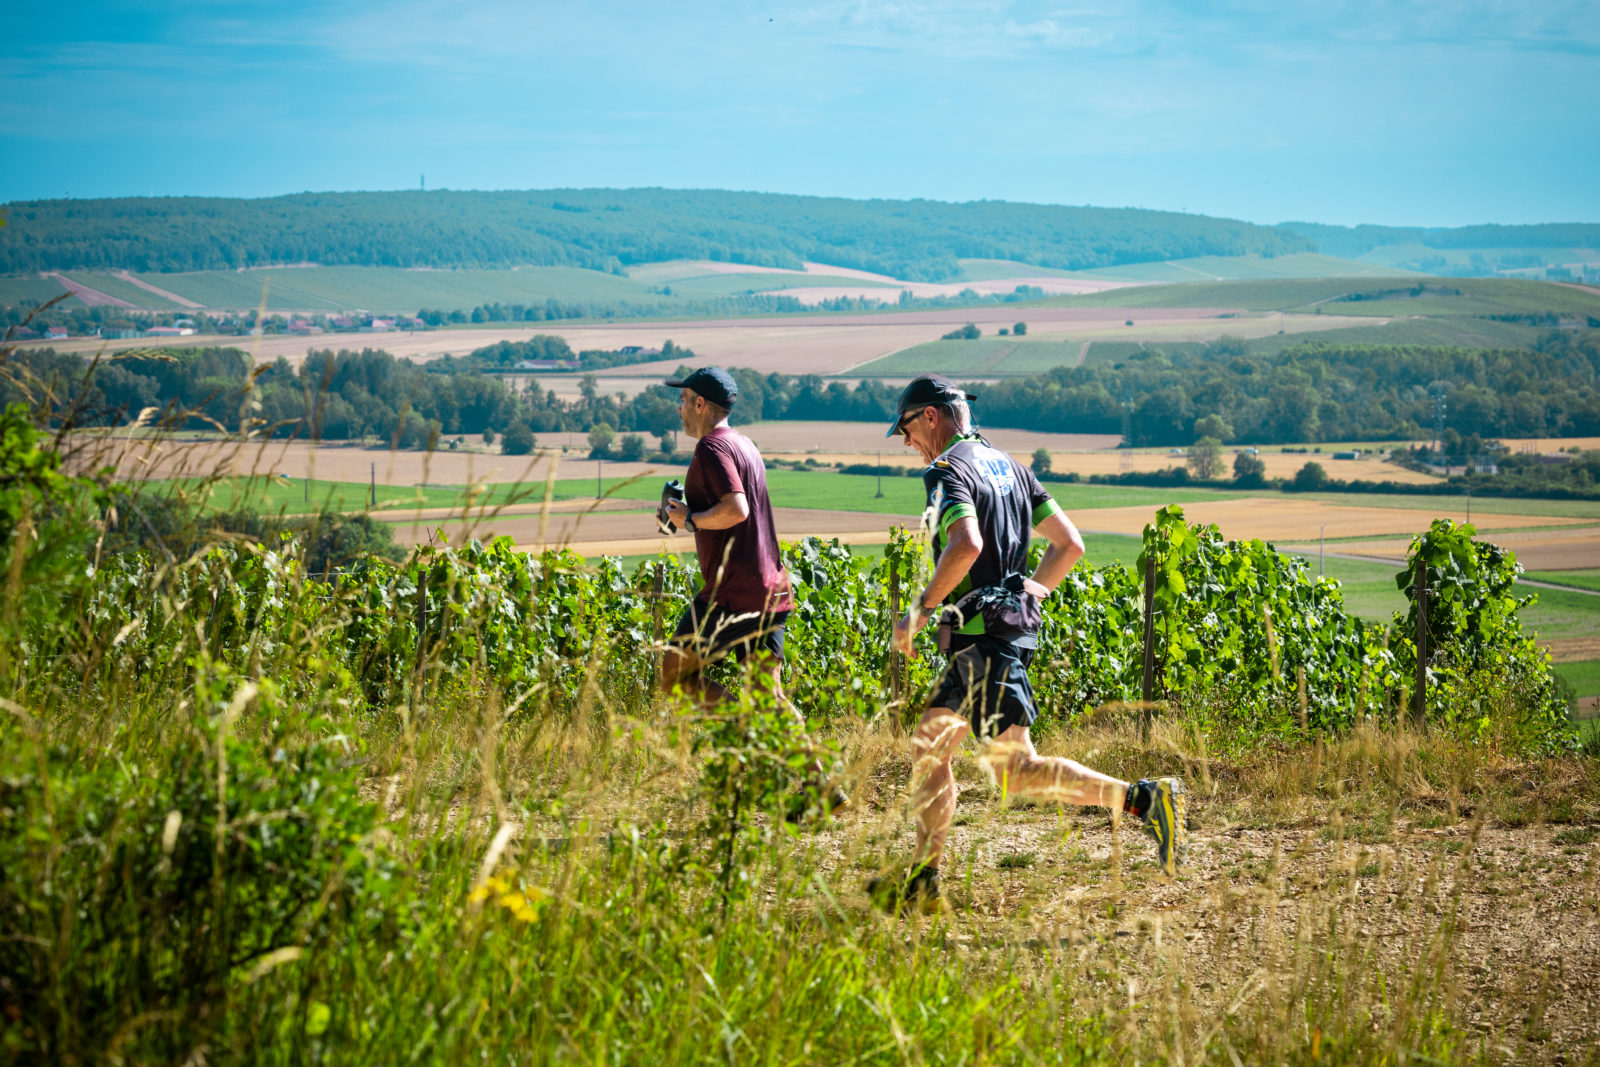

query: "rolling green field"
left=143, top=476, right=562, bottom=515
left=860, top=337, right=1087, bottom=376
left=0, top=274, right=87, bottom=309
left=1527, top=569, right=1600, bottom=592
left=1081, top=318, right=1548, bottom=366
left=1557, top=659, right=1600, bottom=699
left=133, top=271, right=338, bottom=311
left=1355, top=242, right=1600, bottom=272
left=1036, top=276, right=1600, bottom=316
left=1077, top=252, right=1417, bottom=283
left=955, top=258, right=1081, bottom=280
left=650, top=271, right=896, bottom=298
left=61, top=271, right=181, bottom=308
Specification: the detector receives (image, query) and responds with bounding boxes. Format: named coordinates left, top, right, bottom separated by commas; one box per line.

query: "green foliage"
left=1187, top=436, right=1223, bottom=480
left=1291, top=461, right=1329, bottom=491
left=586, top=421, right=615, bottom=457
left=0, top=662, right=394, bottom=1062
left=1393, top=519, right=1569, bottom=744
left=500, top=421, right=534, bottom=455
left=0, top=401, right=73, bottom=543
left=941, top=322, right=981, bottom=340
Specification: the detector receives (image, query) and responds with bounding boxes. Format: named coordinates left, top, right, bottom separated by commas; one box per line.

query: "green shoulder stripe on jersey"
left=937, top=503, right=977, bottom=538
left=1031, top=498, right=1063, bottom=526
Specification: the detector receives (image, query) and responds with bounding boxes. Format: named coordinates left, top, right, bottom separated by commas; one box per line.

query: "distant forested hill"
left=0, top=189, right=1311, bottom=280
left=1281, top=221, right=1600, bottom=260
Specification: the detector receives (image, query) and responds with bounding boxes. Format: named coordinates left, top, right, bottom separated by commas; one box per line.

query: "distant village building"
left=360, top=318, right=393, bottom=333
left=143, top=326, right=195, bottom=337
left=45, top=326, right=68, bottom=340
left=286, top=319, right=324, bottom=334
left=617, top=345, right=662, bottom=358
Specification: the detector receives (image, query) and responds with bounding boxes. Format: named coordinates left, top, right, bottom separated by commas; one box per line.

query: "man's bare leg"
left=978, top=724, right=1128, bottom=812
left=660, top=645, right=727, bottom=708
left=910, top=707, right=972, bottom=868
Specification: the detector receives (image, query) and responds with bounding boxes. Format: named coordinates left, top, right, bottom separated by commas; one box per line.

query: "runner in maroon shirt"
left=659, top=366, right=844, bottom=819
left=658, top=366, right=794, bottom=700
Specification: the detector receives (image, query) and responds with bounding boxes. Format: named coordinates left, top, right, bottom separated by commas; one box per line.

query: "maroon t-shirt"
left=685, top=426, right=794, bottom=613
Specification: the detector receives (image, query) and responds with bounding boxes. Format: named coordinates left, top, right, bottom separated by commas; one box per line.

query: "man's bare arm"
left=893, top=516, right=982, bottom=656
left=919, top=516, right=982, bottom=608
left=665, top=491, right=749, bottom=531
left=1028, top=510, right=1085, bottom=594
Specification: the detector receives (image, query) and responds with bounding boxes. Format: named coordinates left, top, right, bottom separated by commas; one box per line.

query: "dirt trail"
left=815, top=787, right=1600, bottom=1058
left=43, top=272, right=133, bottom=308
left=115, top=271, right=203, bottom=308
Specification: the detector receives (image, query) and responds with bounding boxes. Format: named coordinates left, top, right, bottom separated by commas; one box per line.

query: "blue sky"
left=2, top=0, right=1595, bottom=227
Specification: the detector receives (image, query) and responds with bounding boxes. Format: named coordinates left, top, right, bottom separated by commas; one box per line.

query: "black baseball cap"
left=885, top=374, right=977, bottom=437
left=665, top=366, right=737, bottom=408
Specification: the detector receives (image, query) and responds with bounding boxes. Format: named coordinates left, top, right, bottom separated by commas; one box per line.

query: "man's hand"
left=893, top=608, right=933, bottom=658
left=663, top=498, right=690, bottom=531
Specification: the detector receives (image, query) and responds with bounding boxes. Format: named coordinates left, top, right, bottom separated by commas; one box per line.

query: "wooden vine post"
left=1413, top=554, right=1428, bottom=730
left=1140, top=555, right=1156, bottom=744
left=887, top=562, right=903, bottom=703
left=650, top=562, right=666, bottom=677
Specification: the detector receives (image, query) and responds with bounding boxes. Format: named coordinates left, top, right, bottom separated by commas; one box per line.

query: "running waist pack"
left=935, top=573, right=1043, bottom=652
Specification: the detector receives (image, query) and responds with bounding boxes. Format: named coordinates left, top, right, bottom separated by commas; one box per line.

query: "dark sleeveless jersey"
left=924, top=434, right=1062, bottom=635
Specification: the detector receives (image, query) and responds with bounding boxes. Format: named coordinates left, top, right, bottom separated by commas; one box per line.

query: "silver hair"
left=944, top=398, right=974, bottom=434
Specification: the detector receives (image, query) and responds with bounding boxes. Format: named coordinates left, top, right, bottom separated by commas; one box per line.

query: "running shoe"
left=1139, top=776, right=1187, bottom=877
left=867, top=864, right=941, bottom=915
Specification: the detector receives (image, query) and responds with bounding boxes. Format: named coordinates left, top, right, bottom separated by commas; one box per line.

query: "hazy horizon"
left=3, top=0, right=1597, bottom=229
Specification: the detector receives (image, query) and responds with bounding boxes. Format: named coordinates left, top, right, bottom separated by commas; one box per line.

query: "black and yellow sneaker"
left=1127, top=777, right=1187, bottom=877
left=783, top=784, right=851, bottom=825
left=867, top=864, right=942, bottom=915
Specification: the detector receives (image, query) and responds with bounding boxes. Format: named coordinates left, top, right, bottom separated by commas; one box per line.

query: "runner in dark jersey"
left=870, top=373, right=1187, bottom=914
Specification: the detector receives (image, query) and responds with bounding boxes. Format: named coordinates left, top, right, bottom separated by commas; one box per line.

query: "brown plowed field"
left=1041, top=448, right=1441, bottom=485
left=1313, top=526, right=1600, bottom=572
left=80, top=435, right=689, bottom=487
left=1068, top=498, right=1592, bottom=544
left=24, top=306, right=1372, bottom=377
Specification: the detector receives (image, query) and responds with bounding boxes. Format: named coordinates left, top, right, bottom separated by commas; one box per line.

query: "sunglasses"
left=895, top=410, right=919, bottom=435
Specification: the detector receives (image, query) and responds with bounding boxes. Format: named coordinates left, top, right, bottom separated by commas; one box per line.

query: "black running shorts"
left=672, top=597, right=789, bottom=664
left=929, top=632, right=1038, bottom=739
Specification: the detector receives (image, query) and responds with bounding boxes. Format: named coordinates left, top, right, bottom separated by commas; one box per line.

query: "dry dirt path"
left=43, top=272, right=133, bottom=308
left=115, top=271, right=203, bottom=308
left=813, top=790, right=1600, bottom=1059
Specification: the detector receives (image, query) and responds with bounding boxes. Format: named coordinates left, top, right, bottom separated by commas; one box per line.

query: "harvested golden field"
left=24, top=306, right=1382, bottom=378
left=1063, top=497, right=1590, bottom=543
left=744, top=421, right=1121, bottom=454
left=1501, top=436, right=1600, bottom=454
left=1047, top=448, right=1442, bottom=485
left=1313, top=526, right=1600, bottom=572
left=83, top=435, right=687, bottom=487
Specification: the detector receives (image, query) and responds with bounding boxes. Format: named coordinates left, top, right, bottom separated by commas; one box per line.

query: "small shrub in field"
left=0, top=665, right=396, bottom=1062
